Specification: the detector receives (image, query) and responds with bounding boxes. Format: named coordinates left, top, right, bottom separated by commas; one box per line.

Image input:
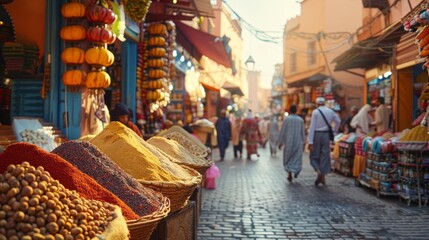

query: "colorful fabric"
left=241, top=118, right=261, bottom=157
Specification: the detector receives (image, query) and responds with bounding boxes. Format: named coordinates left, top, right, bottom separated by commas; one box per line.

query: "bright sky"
left=225, top=0, right=301, bottom=88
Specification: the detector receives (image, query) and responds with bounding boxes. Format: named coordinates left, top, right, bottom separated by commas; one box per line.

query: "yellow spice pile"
left=158, top=126, right=208, bottom=159
left=400, top=125, right=429, bottom=141
left=90, top=122, right=192, bottom=182
left=147, top=136, right=207, bottom=165
left=144, top=141, right=197, bottom=180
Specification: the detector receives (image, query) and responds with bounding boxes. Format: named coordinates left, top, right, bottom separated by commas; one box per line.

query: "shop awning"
left=200, top=82, right=220, bottom=92
left=175, top=21, right=233, bottom=69
left=146, top=0, right=215, bottom=22
left=286, top=66, right=326, bottom=86
left=222, top=81, right=244, bottom=96
left=333, top=21, right=406, bottom=71
left=362, top=0, right=389, bottom=12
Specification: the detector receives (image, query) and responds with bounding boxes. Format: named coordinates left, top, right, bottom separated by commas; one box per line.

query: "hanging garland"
left=124, top=0, right=152, bottom=23
left=60, top=1, right=87, bottom=87
left=84, top=0, right=118, bottom=123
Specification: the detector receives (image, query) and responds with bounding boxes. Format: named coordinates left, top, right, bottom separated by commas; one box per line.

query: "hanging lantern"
left=84, top=47, right=115, bottom=67
left=86, top=26, right=117, bottom=44
left=62, top=70, right=86, bottom=86
left=85, top=70, right=111, bottom=89
left=61, top=2, right=86, bottom=18
left=61, top=47, right=85, bottom=64
left=85, top=0, right=117, bottom=25
left=60, top=25, right=86, bottom=41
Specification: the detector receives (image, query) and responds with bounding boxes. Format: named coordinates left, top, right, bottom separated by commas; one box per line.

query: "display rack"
left=335, top=141, right=354, bottom=176
left=395, top=143, right=429, bottom=206
left=166, top=72, right=185, bottom=123
left=355, top=151, right=398, bottom=198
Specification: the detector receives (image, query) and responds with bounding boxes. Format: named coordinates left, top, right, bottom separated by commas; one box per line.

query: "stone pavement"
left=197, top=145, right=429, bottom=240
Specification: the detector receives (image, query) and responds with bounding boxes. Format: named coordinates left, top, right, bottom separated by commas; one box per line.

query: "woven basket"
left=174, top=159, right=213, bottom=176
left=158, top=126, right=210, bottom=159
left=126, top=195, right=171, bottom=240
left=139, top=165, right=202, bottom=212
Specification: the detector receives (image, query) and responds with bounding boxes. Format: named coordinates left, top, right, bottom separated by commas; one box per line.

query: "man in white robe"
left=278, top=105, right=305, bottom=182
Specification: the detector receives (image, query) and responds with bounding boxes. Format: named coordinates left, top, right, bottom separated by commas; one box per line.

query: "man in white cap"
left=307, top=97, right=341, bottom=186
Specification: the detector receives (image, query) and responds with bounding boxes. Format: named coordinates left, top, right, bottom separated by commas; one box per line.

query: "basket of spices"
left=0, top=161, right=130, bottom=239
left=90, top=122, right=202, bottom=213
left=148, top=136, right=213, bottom=175
left=394, top=125, right=429, bottom=151
left=52, top=141, right=171, bottom=240
left=158, top=125, right=211, bottom=160
left=126, top=197, right=170, bottom=239
left=0, top=142, right=140, bottom=220
left=142, top=143, right=202, bottom=212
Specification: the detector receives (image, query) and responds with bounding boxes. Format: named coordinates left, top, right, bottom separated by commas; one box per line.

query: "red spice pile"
left=53, top=141, right=164, bottom=216
left=0, top=142, right=139, bottom=220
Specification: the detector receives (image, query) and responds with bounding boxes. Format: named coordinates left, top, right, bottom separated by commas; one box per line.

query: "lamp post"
left=245, top=55, right=255, bottom=70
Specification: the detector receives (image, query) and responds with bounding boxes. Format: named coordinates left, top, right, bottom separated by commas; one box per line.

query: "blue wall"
left=44, top=0, right=82, bottom=139
left=44, top=0, right=139, bottom=138
left=121, top=40, right=137, bottom=121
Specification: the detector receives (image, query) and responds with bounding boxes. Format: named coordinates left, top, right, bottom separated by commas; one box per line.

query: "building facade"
left=332, top=0, right=425, bottom=131
left=283, top=0, right=364, bottom=121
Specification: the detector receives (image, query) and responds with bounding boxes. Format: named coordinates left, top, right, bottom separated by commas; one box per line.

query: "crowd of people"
left=208, top=96, right=391, bottom=187
left=110, top=97, right=391, bottom=187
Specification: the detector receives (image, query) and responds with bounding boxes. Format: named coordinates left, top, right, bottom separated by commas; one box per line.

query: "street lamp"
left=245, top=55, right=255, bottom=70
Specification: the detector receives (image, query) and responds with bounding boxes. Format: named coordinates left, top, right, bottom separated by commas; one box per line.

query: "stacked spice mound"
left=52, top=141, right=170, bottom=239
left=52, top=141, right=165, bottom=217
left=0, top=142, right=139, bottom=220
left=400, top=125, right=429, bottom=141
left=148, top=136, right=213, bottom=175
left=158, top=125, right=210, bottom=160
left=0, top=162, right=129, bottom=239
left=90, top=122, right=201, bottom=212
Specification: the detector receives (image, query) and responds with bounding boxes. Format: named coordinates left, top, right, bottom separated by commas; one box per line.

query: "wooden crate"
left=150, top=201, right=196, bottom=240
left=0, top=125, right=16, bottom=148
left=189, top=181, right=202, bottom=224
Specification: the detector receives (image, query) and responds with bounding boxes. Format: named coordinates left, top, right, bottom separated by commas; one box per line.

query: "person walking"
left=307, top=97, right=341, bottom=186
left=374, top=97, right=390, bottom=133
left=258, top=116, right=269, bottom=148
left=267, top=115, right=281, bottom=156
left=231, top=117, right=243, bottom=159
left=278, top=105, right=305, bottom=182
left=215, top=110, right=231, bottom=161
left=241, top=110, right=261, bottom=160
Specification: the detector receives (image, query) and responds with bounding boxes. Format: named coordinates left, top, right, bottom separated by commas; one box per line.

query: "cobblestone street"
left=197, top=146, right=429, bottom=240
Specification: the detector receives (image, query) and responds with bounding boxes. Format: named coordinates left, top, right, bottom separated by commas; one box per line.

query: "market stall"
left=355, top=132, right=399, bottom=198
left=0, top=119, right=213, bottom=239
left=332, top=133, right=358, bottom=177
left=1, top=0, right=218, bottom=238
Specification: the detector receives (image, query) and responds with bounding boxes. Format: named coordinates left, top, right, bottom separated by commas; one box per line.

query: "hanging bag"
left=317, top=108, right=334, bottom=141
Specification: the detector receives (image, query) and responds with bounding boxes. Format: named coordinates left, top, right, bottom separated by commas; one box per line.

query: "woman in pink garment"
left=240, top=110, right=261, bottom=160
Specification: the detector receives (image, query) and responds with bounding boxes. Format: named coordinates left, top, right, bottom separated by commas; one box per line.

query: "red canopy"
left=175, top=21, right=232, bottom=69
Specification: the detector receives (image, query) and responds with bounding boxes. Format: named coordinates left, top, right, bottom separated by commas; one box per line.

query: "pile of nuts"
left=0, top=162, right=118, bottom=240
left=19, top=129, right=52, bottom=146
